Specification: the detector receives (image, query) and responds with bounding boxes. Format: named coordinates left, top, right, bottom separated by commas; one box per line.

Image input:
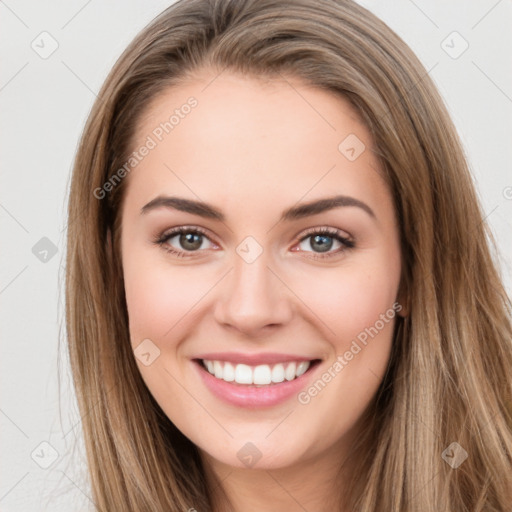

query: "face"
left=119, top=69, right=403, bottom=472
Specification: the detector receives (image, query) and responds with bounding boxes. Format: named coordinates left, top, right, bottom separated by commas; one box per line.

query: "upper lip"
left=193, top=352, right=320, bottom=366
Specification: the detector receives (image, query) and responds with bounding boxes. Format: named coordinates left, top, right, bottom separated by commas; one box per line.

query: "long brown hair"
left=64, top=0, right=512, bottom=510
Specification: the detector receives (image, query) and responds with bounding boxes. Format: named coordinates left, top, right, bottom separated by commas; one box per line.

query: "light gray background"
left=1, top=1, right=511, bottom=510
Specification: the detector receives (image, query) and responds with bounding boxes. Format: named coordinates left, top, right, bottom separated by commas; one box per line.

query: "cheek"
left=289, top=261, right=399, bottom=420
left=122, top=254, right=209, bottom=408
left=123, top=250, right=216, bottom=345
left=286, top=252, right=401, bottom=405
left=291, top=259, right=400, bottom=343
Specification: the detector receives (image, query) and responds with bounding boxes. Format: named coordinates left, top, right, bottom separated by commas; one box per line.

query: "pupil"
left=311, top=235, right=332, bottom=253
left=178, top=233, right=334, bottom=253
left=180, top=232, right=202, bottom=250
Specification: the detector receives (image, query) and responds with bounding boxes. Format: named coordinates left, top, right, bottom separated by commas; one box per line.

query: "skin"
left=118, top=69, right=404, bottom=512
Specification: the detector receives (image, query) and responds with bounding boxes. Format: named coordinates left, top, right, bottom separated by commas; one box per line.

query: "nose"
left=213, top=248, right=294, bottom=337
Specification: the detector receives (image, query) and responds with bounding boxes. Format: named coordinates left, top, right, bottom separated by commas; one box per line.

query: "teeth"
left=271, top=363, right=285, bottom=383
left=235, top=364, right=253, bottom=384
left=213, top=361, right=223, bottom=379
left=284, top=362, right=296, bottom=381
left=223, top=362, right=235, bottom=382
left=201, top=359, right=312, bottom=385
left=296, top=361, right=309, bottom=377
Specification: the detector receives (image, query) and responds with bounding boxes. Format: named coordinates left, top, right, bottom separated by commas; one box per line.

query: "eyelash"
left=152, top=226, right=355, bottom=260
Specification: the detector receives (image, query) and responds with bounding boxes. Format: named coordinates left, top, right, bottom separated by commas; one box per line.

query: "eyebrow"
left=140, top=194, right=375, bottom=221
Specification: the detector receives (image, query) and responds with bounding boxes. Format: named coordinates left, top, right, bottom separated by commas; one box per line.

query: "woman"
left=65, top=0, right=512, bottom=510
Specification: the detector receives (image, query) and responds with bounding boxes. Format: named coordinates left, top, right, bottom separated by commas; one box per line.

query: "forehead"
left=123, top=70, right=388, bottom=220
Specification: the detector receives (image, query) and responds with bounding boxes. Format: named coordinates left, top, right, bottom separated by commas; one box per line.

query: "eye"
left=153, top=226, right=217, bottom=257
left=294, top=227, right=355, bottom=259
left=153, top=225, right=355, bottom=260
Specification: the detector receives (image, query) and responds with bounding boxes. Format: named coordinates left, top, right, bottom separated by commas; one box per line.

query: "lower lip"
left=193, top=360, right=320, bottom=408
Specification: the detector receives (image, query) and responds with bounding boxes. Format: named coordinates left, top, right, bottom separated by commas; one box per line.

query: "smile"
left=200, top=359, right=314, bottom=386
left=192, top=357, right=322, bottom=408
